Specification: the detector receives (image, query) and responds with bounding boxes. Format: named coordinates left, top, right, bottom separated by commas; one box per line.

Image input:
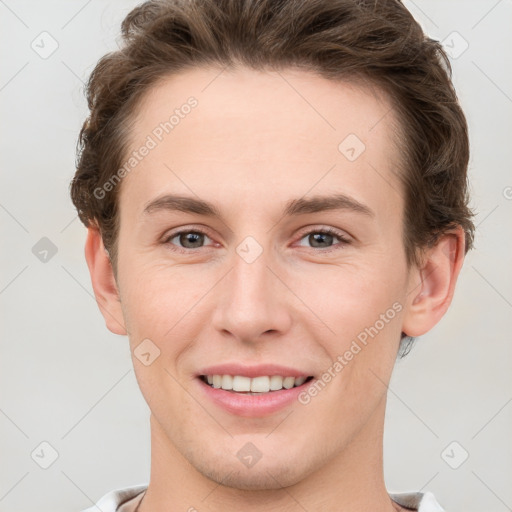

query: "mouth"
left=195, top=364, right=317, bottom=416
left=199, top=374, right=315, bottom=394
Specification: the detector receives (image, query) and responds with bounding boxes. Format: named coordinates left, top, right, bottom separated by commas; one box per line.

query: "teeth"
left=282, top=376, right=295, bottom=389
left=269, top=375, right=283, bottom=390
left=221, top=375, right=233, bottom=390
left=232, top=375, right=251, bottom=392
left=294, top=376, right=307, bottom=386
left=251, top=376, right=270, bottom=393
left=203, top=374, right=310, bottom=393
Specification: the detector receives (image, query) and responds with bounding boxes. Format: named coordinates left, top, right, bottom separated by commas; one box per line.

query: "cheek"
left=120, top=264, right=202, bottom=413
left=119, top=248, right=189, bottom=320
left=288, top=256, right=406, bottom=405
left=118, top=257, right=219, bottom=360
left=290, top=257, right=405, bottom=335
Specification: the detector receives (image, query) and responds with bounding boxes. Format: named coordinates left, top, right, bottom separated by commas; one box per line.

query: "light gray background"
left=1, top=1, right=511, bottom=511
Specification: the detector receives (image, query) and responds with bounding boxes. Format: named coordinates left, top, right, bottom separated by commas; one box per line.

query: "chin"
left=187, top=449, right=308, bottom=490
left=201, top=464, right=303, bottom=491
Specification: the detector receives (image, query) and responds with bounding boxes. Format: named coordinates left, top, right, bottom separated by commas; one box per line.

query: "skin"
left=85, top=66, right=465, bottom=512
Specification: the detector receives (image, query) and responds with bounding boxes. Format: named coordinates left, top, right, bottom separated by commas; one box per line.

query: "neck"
left=139, top=397, right=400, bottom=512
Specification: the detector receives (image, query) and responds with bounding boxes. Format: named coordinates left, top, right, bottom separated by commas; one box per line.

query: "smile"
left=200, top=374, right=314, bottom=394
left=196, top=372, right=316, bottom=417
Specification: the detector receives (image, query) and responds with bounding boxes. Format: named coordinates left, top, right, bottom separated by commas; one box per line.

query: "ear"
left=84, top=226, right=127, bottom=335
left=401, top=226, right=465, bottom=338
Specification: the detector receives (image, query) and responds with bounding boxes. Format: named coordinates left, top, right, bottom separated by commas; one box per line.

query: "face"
left=111, top=66, right=413, bottom=489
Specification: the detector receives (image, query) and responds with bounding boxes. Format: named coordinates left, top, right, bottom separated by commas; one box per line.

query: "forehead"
left=120, top=66, right=403, bottom=221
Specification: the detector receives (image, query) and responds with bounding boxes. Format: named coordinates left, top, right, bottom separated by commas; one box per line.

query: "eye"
left=162, top=226, right=351, bottom=254
left=296, top=227, right=351, bottom=251
left=163, top=229, right=214, bottom=252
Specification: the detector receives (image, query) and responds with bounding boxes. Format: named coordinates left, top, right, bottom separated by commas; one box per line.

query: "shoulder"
left=389, top=490, right=445, bottom=512
left=82, top=485, right=443, bottom=512
left=80, top=484, right=148, bottom=512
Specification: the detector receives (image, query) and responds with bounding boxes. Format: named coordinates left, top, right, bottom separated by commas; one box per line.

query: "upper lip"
left=197, top=363, right=313, bottom=378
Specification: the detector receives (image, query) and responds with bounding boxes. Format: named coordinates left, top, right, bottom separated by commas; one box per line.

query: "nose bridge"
left=211, top=236, right=292, bottom=341
left=232, top=244, right=272, bottom=305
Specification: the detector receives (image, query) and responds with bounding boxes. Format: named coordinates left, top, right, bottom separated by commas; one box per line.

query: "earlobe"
left=84, top=226, right=127, bottom=336
left=401, top=227, right=465, bottom=338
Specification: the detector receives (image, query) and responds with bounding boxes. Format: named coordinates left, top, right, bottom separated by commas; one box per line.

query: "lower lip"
left=196, top=377, right=313, bottom=417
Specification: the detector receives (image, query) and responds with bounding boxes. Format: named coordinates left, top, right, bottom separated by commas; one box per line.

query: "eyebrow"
left=142, top=193, right=374, bottom=219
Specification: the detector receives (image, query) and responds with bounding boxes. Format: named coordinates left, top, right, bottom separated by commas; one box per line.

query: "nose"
left=211, top=243, right=293, bottom=344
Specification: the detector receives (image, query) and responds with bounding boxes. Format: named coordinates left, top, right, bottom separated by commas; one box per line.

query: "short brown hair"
left=70, top=0, right=474, bottom=278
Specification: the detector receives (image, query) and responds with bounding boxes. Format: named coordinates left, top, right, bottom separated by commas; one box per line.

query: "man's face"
left=114, top=67, right=412, bottom=489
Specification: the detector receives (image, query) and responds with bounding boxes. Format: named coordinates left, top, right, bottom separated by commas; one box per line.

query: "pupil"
left=310, top=233, right=332, bottom=247
left=181, top=232, right=203, bottom=248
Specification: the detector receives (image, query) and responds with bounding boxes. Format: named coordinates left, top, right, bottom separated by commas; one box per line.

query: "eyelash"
left=161, top=226, right=351, bottom=254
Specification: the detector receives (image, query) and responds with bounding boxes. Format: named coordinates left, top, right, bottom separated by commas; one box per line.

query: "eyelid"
left=294, top=225, right=352, bottom=242
left=162, top=224, right=214, bottom=239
